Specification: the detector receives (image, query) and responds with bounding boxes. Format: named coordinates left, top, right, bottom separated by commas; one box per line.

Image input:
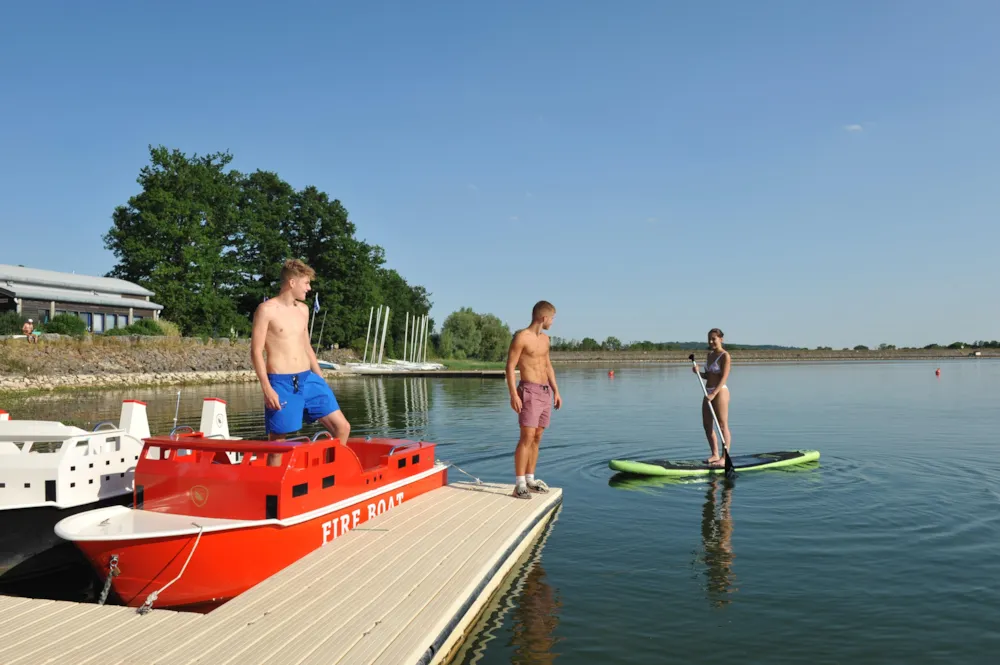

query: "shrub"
left=104, top=319, right=165, bottom=336
left=0, top=311, right=26, bottom=335
left=42, top=314, right=88, bottom=337
left=156, top=319, right=182, bottom=337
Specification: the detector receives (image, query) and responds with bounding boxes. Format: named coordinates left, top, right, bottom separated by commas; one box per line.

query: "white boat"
left=386, top=359, right=446, bottom=371
left=345, top=362, right=412, bottom=374
left=0, top=397, right=231, bottom=585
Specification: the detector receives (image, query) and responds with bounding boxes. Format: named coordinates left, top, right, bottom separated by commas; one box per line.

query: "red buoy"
left=935, top=368, right=941, bottom=376
left=608, top=370, right=615, bottom=378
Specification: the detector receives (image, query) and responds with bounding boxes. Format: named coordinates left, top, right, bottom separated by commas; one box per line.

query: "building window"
left=92, top=313, right=104, bottom=334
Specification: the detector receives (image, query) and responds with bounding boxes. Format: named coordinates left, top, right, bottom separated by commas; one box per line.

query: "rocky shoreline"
left=1, top=336, right=994, bottom=397
left=0, top=336, right=355, bottom=396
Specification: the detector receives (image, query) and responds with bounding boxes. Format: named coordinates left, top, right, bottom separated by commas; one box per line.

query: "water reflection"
left=357, top=377, right=432, bottom=439
left=607, top=473, right=738, bottom=608
left=455, top=511, right=563, bottom=665
left=700, top=476, right=737, bottom=608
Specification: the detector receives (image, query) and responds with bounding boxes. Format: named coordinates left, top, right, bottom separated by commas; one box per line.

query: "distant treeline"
left=549, top=337, right=800, bottom=352
left=829, top=341, right=999, bottom=351
left=552, top=338, right=1000, bottom=352
left=104, top=145, right=431, bottom=352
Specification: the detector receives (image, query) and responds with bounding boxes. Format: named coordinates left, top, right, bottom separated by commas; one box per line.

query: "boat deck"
left=0, top=481, right=562, bottom=665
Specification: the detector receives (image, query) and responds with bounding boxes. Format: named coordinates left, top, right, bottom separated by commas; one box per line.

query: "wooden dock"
left=347, top=370, right=507, bottom=378
left=0, top=481, right=562, bottom=665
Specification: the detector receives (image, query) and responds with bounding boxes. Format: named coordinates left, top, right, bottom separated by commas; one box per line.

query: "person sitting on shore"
left=251, top=259, right=350, bottom=465
left=22, top=319, right=36, bottom=344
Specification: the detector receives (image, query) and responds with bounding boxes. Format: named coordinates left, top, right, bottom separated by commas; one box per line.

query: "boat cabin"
left=134, top=435, right=439, bottom=521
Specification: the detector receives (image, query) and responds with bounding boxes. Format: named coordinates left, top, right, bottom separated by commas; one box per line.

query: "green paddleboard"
left=608, top=450, right=820, bottom=477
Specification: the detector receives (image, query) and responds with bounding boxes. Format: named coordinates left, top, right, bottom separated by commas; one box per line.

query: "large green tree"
left=104, top=146, right=245, bottom=336
left=104, top=145, right=432, bottom=345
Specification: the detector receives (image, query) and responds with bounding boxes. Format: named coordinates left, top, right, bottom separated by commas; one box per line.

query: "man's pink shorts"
left=517, top=381, right=551, bottom=429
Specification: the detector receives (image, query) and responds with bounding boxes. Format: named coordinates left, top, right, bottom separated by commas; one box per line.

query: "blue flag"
left=313, top=294, right=320, bottom=313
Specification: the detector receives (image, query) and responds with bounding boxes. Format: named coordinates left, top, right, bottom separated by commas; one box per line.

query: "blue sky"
left=1, top=1, right=997, bottom=349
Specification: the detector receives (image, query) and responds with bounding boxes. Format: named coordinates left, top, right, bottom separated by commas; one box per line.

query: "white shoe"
left=526, top=478, right=549, bottom=493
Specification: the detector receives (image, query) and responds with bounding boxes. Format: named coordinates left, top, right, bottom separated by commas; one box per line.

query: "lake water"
left=5, top=359, right=999, bottom=663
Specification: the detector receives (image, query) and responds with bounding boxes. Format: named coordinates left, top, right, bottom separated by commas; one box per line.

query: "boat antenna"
left=172, top=390, right=182, bottom=430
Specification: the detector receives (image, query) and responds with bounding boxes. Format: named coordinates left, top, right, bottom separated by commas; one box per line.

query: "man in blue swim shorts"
left=251, top=259, right=350, bottom=463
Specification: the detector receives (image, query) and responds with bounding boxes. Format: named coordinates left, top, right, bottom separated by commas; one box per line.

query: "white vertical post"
left=423, top=315, right=429, bottom=362
left=371, top=305, right=382, bottom=365
left=378, top=307, right=390, bottom=365
left=403, top=312, right=409, bottom=363
left=362, top=306, right=374, bottom=364
left=419, top=315, right=426, bottom=363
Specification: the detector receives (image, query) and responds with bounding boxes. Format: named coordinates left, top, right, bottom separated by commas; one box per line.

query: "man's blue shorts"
left=264, top=370, right=340, bottom=435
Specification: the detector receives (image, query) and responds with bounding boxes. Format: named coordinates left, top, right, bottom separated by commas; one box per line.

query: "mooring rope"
left=137, top=523, right=205, bottom=615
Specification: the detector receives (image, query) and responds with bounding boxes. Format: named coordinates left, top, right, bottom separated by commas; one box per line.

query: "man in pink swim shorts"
left=505, top=300, right=562, bottom=499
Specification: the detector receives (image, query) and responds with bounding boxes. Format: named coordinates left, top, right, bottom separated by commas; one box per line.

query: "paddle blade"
left=724, top=448, right=736, bottom=479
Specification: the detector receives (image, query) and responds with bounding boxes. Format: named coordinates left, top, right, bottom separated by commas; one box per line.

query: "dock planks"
left=0, top=481, right=561, bottom=665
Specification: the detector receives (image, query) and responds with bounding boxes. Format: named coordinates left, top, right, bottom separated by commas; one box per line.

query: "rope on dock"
left=442, top=461, right=483, bottom=485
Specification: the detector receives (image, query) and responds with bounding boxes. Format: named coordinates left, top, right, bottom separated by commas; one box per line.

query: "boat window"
left=324, top=447, right=335, bottom=464
left=11, top=442, right=25, bottom=451
left=145, top=446, right=162, bottom=460
left=75, top=440, right=90, bottom=456
left=107, top=437, right=121, bottom=452
left=28, top=441, right=62, bottom=454
left=397, top=458, right=407, bottom=469
left=322, top=475, right=335, bottom=488
left=292, top=482, right=308, bottom=497
left=412, top=454, right=420, bottom=465
left=0, top=483, right=5, bottom=488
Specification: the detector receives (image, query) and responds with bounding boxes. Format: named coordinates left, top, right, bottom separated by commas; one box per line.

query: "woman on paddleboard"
left=693, top=328, right=732, bottom=467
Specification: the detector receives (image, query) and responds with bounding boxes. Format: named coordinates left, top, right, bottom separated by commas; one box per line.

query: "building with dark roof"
left=0, top=264, right=163, bottom=333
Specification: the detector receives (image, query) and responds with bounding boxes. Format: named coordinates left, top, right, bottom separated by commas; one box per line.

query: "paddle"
left=689, top=353, right=735, bottom=479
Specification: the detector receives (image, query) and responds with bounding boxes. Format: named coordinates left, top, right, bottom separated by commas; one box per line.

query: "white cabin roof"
left=0, top=421, right=91, bottom=439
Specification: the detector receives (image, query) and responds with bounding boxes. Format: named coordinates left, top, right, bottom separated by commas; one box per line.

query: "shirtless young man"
left=22, top=319, right=36, bottom=344
left=505, top=300, right=562, bottom=499
left=251, top=259, right=350, bottom=463
left=692, top=328, right=732, bottom=467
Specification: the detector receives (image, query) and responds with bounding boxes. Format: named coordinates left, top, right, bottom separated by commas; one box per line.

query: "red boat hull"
left=78, top=468, right=447, bottom=610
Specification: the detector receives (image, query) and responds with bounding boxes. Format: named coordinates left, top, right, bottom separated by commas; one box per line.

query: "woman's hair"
left=708, top=328, right=724, bottom=338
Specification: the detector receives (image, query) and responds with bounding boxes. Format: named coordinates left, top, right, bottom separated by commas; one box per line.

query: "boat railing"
left=388, top=440, right=430, bottom=456
left=92, top=421, right=119, bottom=432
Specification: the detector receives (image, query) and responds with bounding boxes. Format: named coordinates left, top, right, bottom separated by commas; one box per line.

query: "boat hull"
left=73, top=467, right=448, bottom=610
left=0, top=493, right=132, bottom=587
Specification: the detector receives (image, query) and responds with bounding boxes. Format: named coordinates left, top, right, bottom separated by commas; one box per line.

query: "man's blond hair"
left=280, top=258, right=316, bottom=283
left=532, top=300, right=556, bottom=321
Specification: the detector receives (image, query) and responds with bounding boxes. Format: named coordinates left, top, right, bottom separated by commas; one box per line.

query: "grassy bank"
left=440, top=359, right=506, bottom=371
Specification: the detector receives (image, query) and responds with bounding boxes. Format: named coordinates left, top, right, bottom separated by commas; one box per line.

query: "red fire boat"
left=54, top=432, right=448, bottom=611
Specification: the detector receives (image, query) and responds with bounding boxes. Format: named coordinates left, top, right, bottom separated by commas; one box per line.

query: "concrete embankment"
left=0, top=336, right=355, bottom=395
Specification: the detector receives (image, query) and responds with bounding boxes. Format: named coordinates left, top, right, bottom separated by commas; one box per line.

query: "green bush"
left=156, top=319, right=182, bottom=337
left=105, top=319, right=165, bottom=336
left=0, top=311, right=26, bottom=335
left=43, top=314, right=88, bottom=337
